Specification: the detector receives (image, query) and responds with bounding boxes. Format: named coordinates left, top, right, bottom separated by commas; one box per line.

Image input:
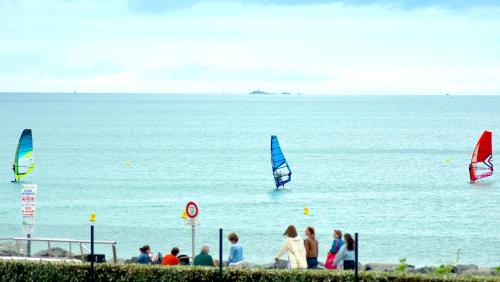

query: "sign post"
left=184, top=201, right=199, bottom=261
left=21, top=184, right=37, bottom=257
left=89, top=212, right=96, bottom=282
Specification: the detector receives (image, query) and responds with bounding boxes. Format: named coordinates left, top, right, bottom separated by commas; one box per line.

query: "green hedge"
left=0, top=260, right=499, bottom=282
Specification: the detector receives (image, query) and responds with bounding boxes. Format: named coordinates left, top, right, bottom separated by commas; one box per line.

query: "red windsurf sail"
left=469, top=131, right=493, bottom=182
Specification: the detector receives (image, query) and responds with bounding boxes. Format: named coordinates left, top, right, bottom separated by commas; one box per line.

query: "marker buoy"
left=444, top=157, right=453, bottom=165
left=303, top=207, right=309, bottom=215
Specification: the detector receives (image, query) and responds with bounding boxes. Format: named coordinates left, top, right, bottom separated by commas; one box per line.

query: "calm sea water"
left=0, top=93, right=498, bottom=266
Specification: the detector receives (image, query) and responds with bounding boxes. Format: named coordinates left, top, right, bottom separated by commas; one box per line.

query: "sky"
left=1, top=0, right=500, bottom=95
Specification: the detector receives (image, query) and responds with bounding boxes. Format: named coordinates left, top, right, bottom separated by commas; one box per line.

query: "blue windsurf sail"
left=271, top=135, right=291, bottom=188
left=13, top=129, right=35, bottom=181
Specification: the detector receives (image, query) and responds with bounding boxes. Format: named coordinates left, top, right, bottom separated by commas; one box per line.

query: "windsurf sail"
left=13, top=129, right=35, bottom=181
left=271, top=135, right=291, bottom=188
left=469, top=130, right=493, bottom=182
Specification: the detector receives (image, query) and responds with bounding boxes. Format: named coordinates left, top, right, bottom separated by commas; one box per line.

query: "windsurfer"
left=12, top=164, right=16, bottom=182
left=469, top=164, right=475, bottom=182
left=275, top=170, right=285, bottom=183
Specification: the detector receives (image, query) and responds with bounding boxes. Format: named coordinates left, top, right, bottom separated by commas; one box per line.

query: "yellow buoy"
left=89, top=212, right=96, bottom=222
left=444, top=157, right=453, bottom=165
left=303, top=207, right=309, bottom=215
left=126, top=160, right=132, bottom=166
left=182, top=210, right=187, bottom=219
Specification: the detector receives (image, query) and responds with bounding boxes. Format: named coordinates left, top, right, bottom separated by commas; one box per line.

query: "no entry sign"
left=185, top=201, right=199, bottom=219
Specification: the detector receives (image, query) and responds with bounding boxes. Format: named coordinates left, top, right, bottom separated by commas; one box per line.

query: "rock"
left=274, top=259, right=288, bottom=269
left=1, top=242, right=85, bottom=260
left=364, top=263, right=400, bottom=272
left=259, top=262, right=276, bottom=269
left=34, top=247, right=71, bottom=258
left=414, top=266, right=435, bottom=274
left=242, top=262, right=259, bottom=269
left=452, top=264, right=479, bottom=274
left=491, top=267, right=500, bottom=276
left=125, top=257, right=137, bottom=264
left=462, top=267, right=494, bottom=276
left=0, top=241, right=26, bottom=256
left=256, top=260, right=361, bottom=270
left=115, top=258, right=127, bottom=264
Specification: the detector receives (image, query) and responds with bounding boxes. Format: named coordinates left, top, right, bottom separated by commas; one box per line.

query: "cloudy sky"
left=1, top=0, right=499, bottom=94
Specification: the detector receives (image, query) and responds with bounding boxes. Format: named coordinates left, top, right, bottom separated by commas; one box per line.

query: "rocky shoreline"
left=362, top=263, right=499, bottom=276
left=1, top=242, right=498, bottom=277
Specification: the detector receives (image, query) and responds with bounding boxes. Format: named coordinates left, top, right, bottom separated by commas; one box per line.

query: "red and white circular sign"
left=185, top=201, right=199, bottom=219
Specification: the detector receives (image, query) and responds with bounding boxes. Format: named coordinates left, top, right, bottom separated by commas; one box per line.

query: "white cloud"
left=0, top=0, right=499, bottom=94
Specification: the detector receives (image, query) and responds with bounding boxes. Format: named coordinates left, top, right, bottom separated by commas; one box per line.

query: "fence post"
left=192, top=223, right=196, bottom=260
left=80, top=242, right=84, bottom=261
left=90, top=225, right=94, bottom=282
left=27, top=234, right=31, bottom=257
left=112, top=244, right=117, bottom=263
left=355, top=233, right=359, bottom=282
left=219, top=228, right=223, bottom=282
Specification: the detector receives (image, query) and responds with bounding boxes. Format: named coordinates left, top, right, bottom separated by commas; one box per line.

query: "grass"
left=433, top=264, right=454, bottom=275
left=397, top=257, right=408, bottom=272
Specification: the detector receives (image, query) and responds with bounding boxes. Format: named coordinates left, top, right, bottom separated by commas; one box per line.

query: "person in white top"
left=274, top=225, right=307, bottom=269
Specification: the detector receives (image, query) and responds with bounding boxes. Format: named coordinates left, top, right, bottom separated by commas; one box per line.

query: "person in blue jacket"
left=136, top=245, right=151, bottom=264
left=228, top=232, right=243, bottom=267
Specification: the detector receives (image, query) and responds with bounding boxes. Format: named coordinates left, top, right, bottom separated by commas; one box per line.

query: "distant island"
left=250, top=90, right=271, bottom=95
left=249, top=90, right=296, bottom=95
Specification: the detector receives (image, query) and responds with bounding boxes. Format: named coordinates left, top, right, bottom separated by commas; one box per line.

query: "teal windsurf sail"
left=271, top=135, right=291, bottom=188
left=13, top=129, right=35, bottom=181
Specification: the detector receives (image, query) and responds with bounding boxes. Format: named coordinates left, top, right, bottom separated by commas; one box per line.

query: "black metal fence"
left=1, top=223, right=499, bottom=271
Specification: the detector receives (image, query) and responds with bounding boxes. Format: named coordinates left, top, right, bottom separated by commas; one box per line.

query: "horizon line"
left=0, top=92, right=499, bottom=96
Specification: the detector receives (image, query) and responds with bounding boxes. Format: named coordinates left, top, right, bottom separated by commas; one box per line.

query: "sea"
left=0, top=93, right=498, bottom=267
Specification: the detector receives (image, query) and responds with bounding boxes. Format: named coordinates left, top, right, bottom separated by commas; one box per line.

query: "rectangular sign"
left=21, top=184, right=37, bottom=216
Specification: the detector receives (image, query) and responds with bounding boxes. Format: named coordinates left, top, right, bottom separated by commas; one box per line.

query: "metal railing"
left=0, top=237, right=117, bottom=263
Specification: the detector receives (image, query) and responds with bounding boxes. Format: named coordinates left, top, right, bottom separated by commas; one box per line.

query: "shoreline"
left=1, top=243, right=499, bottom=277
left=0, top=255, right=499, bottom=277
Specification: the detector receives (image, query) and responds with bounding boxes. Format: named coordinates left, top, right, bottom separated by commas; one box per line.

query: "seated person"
left=194, top=245, right=214, bottom=266
left=161, top=247, right=180, bottom=266
left=136, top=245, right=151, bottom=264
left=228, top=232, right=243, bottom=267
left=177, top=254, right=190, bottom=265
